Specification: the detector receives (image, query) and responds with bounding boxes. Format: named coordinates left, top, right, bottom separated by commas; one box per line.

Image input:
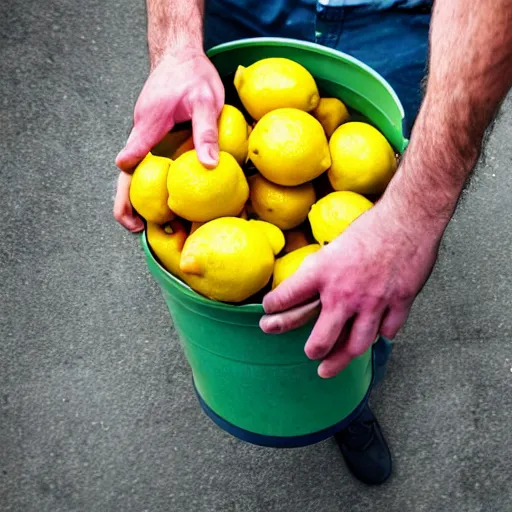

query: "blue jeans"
left=205, top=0, right=430, bottom=132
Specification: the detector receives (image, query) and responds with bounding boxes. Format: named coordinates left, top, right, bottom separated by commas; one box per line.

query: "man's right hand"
left=114, top=48, right=224, bottom=232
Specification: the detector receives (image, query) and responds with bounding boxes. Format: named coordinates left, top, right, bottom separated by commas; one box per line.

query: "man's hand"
left=116, top=50, right=224, bottom=172
left=114, top=49, right=224, bottom=232
left=260, top=198, right=441, bottom=378
left=113, top=0, right=222, bottom=232
left=262, top=0, right=511, bottom=378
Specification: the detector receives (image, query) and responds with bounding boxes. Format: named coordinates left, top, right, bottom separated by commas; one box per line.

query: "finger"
left=260, top=299, right=321, bottom=334
left=379, top=305, right=411, bottom=340
left=304, top=305, right=350, bottom=360
left=113, top=172, right=144, bottom=232
left=263, top=262, right=318, bottom=314
left=318, top=310, right=383, bottom=378
left=191, top=99, right=220, bottom=168
left=116, top=114, right=175, bottom=173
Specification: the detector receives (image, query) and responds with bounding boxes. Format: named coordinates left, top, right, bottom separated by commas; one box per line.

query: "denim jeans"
left=205, top=0, right=431, bottom=132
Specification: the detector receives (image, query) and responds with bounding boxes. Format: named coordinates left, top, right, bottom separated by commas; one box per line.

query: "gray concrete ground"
left=1, top=1, right=511, bottom=511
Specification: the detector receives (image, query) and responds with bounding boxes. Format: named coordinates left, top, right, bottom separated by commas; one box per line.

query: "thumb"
left=191, top=98, right=221, bottom=168
left=263, top=260, right=319, bottom=314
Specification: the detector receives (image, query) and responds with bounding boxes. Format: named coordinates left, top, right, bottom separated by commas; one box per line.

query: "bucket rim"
left=143, top=37, right=407, bottom=313
left=141, top=231, right=265, bottom=313
left=207, top=36, right=405, bottom=121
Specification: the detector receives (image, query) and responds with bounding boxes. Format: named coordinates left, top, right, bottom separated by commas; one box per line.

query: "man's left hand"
left=260, top=198, right=442, bottom=378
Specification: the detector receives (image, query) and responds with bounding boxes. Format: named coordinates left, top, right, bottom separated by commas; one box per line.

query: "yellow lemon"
left=250, top=173, right=316, bottom=230
left=234, top=58, right=320, bottom=121
left=146, top=220, right=188, bottom=279
left=249, top=220, right=285, bottom=255
left=167, top=150, right=249, bottom=222
left=328, top=122, right=397, bottom=195
left=218, top=105, right=249, bottom=165
left=248, top=108, right=331, bottom=186
left=284, top=229, right=310, bottom=253
left=272, top=244, right=321, bottom=289
left=129, top=153, right=174, bottom=224
left=309, top=191, right=373, bottom=245
left=179, top=217, right=275, bottom=302
left=312, top=98, right=350, bottom=138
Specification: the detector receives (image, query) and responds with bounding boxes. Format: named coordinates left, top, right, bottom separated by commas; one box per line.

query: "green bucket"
left=142, top=38, right=407, bottom=448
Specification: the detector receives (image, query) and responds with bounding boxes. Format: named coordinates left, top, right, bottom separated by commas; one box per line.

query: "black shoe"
left=334, top=405, right=392, bottom=485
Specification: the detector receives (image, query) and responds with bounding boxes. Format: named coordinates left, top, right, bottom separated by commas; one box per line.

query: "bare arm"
left=114, top=0, right=224, bottom=232
left=146, top=0, right=205, bottom=69
left=262, top=0, right=512, bottom=378
left=385, top=0, right=512, bottom=231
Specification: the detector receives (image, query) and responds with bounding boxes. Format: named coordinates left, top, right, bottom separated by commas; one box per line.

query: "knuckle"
left=316, top=341, right=333, bottom=355
left=198, top=128, right=218, bottom=144
left=307, top=340, right=332, bottom=359
left=272, top=296, right=287, bottom=312
left=113, top=207, right=124, bottom=223
left=365, top=295, right=383, bottom=313
left=328, top=288, right=350, bottom=307
left=190, top=85, right=216, bottom=106
left=397, top=289, right=414, bottom=303
left=394, top=282, right=414, bottom=303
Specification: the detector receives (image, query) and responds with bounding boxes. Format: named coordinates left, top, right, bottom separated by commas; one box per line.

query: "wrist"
left=379, top=96, right=481, bottom=232
left=380, top=168, right=452, bottom=240
left=149, top=45, right=207, bottom=76
left=379, top=156, right=457, bottom=241
left=149, top=38, right=204, bottom=71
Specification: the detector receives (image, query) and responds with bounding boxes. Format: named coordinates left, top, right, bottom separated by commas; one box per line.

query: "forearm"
left=146, top=0, right=205, bottom=68
left=384, top=0, right=512, bottom=231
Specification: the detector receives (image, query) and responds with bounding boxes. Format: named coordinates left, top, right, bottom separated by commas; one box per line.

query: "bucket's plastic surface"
left=142, top=38, right=407, bottom=447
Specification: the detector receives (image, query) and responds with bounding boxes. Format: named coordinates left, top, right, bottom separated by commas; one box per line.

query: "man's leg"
left=333, top=337, right=393, bottom=485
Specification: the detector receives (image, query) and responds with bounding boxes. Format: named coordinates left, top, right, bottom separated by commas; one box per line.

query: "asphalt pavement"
left=1, top=1, right=511, bottom=510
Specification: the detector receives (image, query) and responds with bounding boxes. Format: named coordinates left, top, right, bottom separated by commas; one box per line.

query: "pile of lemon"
left=131, top=57, right=397, bottom=303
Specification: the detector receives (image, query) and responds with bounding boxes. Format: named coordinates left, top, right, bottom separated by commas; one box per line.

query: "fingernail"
left=268, top=318, right=282, bottom=333
left=199, top=151, right=216, bottom=169
left=305, top=343, right=326, bottom=361
left=262, top=297, right=274, bottom=314
left=317, top=364, right=330, bottom=379
left=208, top=146, right=219, bottom=165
